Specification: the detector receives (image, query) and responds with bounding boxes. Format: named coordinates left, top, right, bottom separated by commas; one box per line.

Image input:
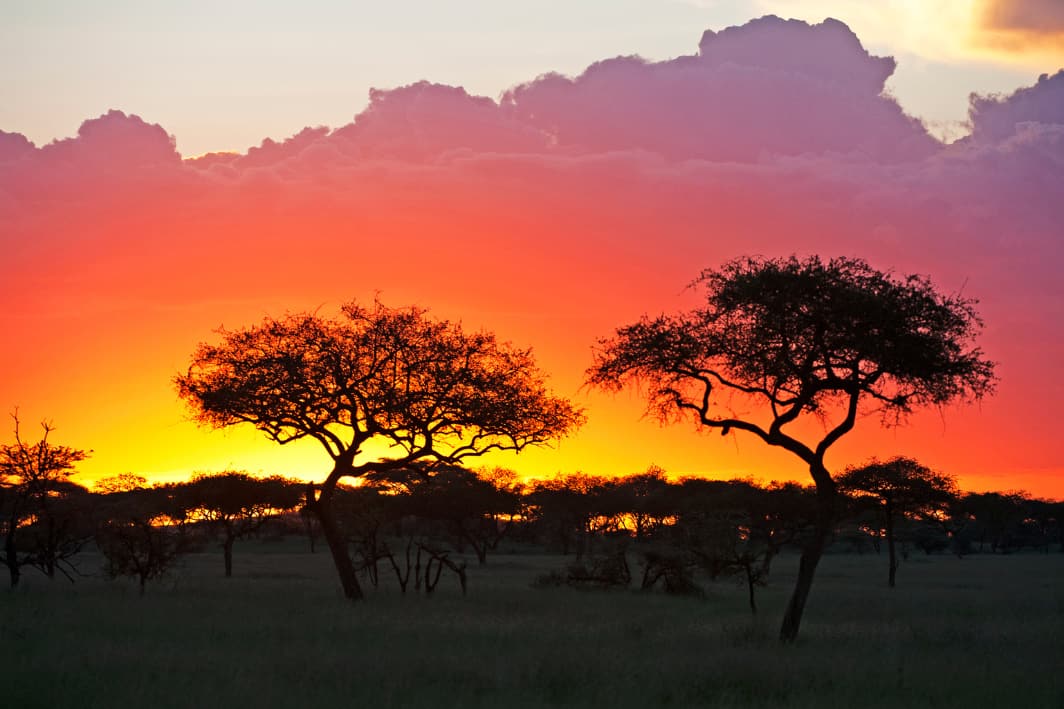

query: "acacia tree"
left=838, top=457, right=958, bottom=588
left=176, top=300, right=583, bottom=600
left=96, top=485, right=191, bottom=596
left=182, top=472, right=304, bottom=577
left=0, top=413, right=90, bottom=587
left=587, top=255, right=995, bottom=641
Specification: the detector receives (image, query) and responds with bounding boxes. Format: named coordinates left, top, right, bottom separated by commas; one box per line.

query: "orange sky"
left=2, top=17, right=1063, bottom=499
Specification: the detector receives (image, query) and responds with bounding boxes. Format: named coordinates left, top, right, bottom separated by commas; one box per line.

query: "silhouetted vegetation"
left=838, top=457, right=958, bottom=587
left=175, top=300, right=583, bottom=600
left=587, top=255, right=996, bottom=640
left=12, top=264, right=1062, bottom=704
left=0, top=413, right=91, bottom=587
left=180, top=471, right=303, bottom=577
left=1, top=463, right=1032, bottom=603
left=94, top=483, right=192, bottom=595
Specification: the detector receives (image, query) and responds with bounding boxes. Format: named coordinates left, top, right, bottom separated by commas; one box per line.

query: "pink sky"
left=2, top=14, right=1063, bottom=498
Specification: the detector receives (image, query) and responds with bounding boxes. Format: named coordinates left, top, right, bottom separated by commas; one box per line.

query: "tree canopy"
left=589, top=255, right=995, bottom=473
left=177, top=301, right=582, bottom=477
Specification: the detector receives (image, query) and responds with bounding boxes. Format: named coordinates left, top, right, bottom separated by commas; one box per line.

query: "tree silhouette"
left=176, top=300, right=583, bottom=599
left=587, top=255, right=995, bottom=641
left=527, top=473, right=605, bottom=556
left=960, top=491, right=1031, bottom=554
left=181, top=471, right=304, bottom=577
left=0, top=413, right=90, bottom=587
left=95, top=485, right=191, bottom=596
left=387, top=463, right=520, bottom=566
left=838, top=457, right=958, bottom=587
left=612, top=466, right=675, bottom=541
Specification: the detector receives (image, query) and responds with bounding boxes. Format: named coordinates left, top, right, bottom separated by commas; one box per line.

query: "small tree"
left=399, top=463, right=520, bottom=565
left=176, top=300, right=583, bottom=599
left=95, top=485, right=191, bottom=596
left=670, top=479, right=812, bottom=614
left=614, top=466, right=676, bottom=541
left=0, top=413, right=90, bottom=587
left=181, top=471, right=303, bottom=577
left=527, top=474, right=604, bottom=556
left=960, top=491, right=1030, bottom=554
left=588, top=255, right=995, bottom=641
left=838, top=457, right=958, bottom=587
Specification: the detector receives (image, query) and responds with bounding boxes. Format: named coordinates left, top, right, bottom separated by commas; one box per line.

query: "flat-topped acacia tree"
left=837, top=457, right=959, bottom=588
left=587, top=255, right=995, bottom=642
left=176, top=300, right=583, bottom=599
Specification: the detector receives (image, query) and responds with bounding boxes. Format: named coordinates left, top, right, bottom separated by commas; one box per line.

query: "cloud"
left=0, top=130, right=35, bottom=163
left=967, top=69, right=1064, bottom=141
left=500, top=16, right=936, bottom=163
left=39, top=109, right=181, bottom=167
left=0, top=110, right=193, bottom=221
left=978, top=0, right=1064, bottom=53
left=331, top=81, right=551, bottom=161
left=981, top=0, right=1064, bottom=33
left=1, top=17, right=1063, bottom=494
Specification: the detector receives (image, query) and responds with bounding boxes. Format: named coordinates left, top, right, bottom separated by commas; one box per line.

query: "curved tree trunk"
left=314, top=496, right=363, bottom=601
left=780, top=478, right=836, bottom=643
left=310, top=481, right=368, bottom=596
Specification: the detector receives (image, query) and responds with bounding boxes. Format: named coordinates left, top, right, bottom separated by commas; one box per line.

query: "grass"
left=3, top=541, right=1063, bottom=708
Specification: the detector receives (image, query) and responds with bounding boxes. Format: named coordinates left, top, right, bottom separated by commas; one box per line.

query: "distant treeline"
left=2, top=463, right=1061, bottom=600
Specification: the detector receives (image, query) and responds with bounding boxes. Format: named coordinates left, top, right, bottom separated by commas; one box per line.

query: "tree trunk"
left=43, top=517, right=56, bottom=579
left=311, top=493, right=363, bottom=601
left=885, top=499, right=897, bottom=588
left=302, top=510, right=318, bottom=553
left=745, top=562, right=758, bottom=615
left=5, top=550, right=19, bottom=588
left=223, top=535, right=234, bottom=578
left=779, top=481, right=836, bottom=643
left=4, top=507, right=21, bottom=588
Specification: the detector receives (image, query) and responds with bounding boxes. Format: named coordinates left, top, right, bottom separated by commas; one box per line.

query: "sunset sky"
left=2, top=1, right=1063, bottom=497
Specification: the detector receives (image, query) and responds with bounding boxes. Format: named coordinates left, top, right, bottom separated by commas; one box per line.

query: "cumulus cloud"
left=0, top=130, right=35, bottom=163
left=967, top=69, right=1064, bottom=141
left=1, top=16, right=1062, bottom=492
left=39, top=109, right=181, bottom=167
left=501, top=16, right=936, bottom=162
left=331, top=81, right=551, bottom=161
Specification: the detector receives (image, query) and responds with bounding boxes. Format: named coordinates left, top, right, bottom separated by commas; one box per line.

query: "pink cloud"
left=39, top=109, right=181, bottom=167
left=0, top=130, right=35, bottom=163
left=968, top=69, right=1064, bottom=142
left=331, top=81, right=550, bottom=161
left=501, top=16, right=936, bottom=162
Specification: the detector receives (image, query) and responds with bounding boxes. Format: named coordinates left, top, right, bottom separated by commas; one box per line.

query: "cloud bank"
left=2, top=16, right=1063, bottom=495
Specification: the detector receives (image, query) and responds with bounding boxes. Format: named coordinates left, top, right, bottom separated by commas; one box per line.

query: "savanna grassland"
left=4, top=541, right=1062, bottom=708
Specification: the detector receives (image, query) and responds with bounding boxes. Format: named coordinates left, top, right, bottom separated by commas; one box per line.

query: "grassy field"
left=3, top=540, right=1062, bottom=708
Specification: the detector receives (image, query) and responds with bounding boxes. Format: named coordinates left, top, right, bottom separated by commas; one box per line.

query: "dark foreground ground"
left=3, top=541, right=1062, bottom=708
